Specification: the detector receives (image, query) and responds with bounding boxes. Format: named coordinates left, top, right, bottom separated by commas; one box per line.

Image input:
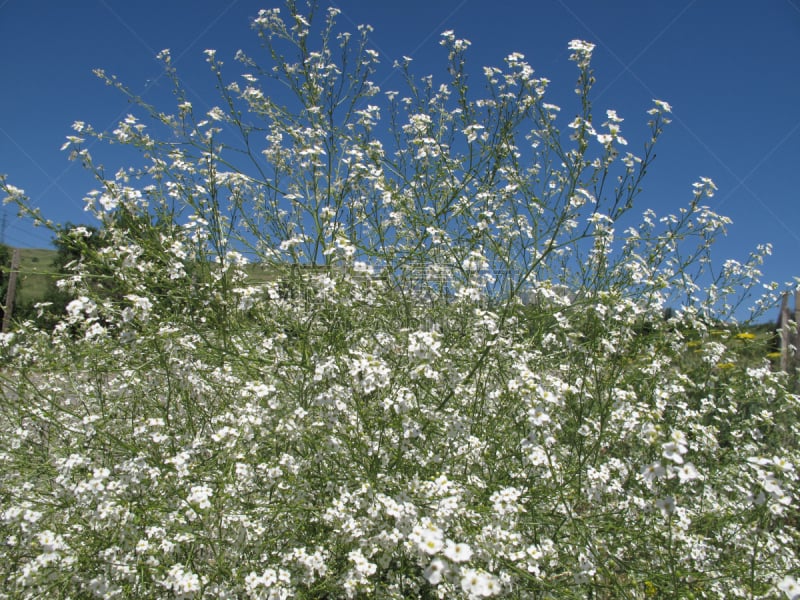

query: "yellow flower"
left=734, top=332, right=755, bottom=340
left=717, top=362, right=736, bottom=370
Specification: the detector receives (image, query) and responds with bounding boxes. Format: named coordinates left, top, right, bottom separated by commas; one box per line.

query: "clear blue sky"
left=2, top=1, right=799, bottom=310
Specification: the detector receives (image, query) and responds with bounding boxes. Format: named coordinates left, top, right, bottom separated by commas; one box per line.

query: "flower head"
left=461, top=568, right=500, bottom=597
left=444, top=540, right=473, bottom=563
left=779, top=575, right=800, bottom=600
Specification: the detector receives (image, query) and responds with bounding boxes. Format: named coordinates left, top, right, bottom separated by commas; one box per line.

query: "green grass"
left=10, top=249, right=294, bottom=307
left=13, top=248, right=58, bottom=305
left=5, top=249, right=787, bottom=359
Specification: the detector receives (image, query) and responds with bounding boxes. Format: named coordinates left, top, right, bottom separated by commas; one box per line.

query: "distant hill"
left=11, top=248, right=58, bottom=306
left=8, top=248, right=283, bottom=308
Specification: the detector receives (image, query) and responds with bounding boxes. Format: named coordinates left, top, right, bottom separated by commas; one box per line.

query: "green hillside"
left=8, top=248, right=281, bottom=309
left=13, top=248, right=59, bottom=306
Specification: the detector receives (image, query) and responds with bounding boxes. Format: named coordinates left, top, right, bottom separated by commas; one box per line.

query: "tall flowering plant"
left=1, top=3, right=797, bottom=598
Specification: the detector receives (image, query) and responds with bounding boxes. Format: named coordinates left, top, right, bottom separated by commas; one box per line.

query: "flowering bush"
left=1, top=3, right=798, bottom=598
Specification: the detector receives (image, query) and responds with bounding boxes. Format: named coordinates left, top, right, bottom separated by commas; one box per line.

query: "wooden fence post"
left=777, top=291, right=800, bottom=374
left=795, top=290, right=800, bottom=334
left=2, top=247, right=21, bottom=333
left=779, top=293, right=790, bottom=373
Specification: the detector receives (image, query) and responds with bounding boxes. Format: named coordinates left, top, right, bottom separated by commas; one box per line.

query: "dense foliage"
left=1, top=3, right=798, bottom=598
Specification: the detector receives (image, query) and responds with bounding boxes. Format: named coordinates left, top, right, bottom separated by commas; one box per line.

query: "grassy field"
left=13, top=248, right=58, bottom=306
left=3, top=247, right=786, bottom=350
left=8, top=248, right=283, bottom=308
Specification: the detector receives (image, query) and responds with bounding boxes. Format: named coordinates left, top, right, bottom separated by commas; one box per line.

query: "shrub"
left=0, top=3, right=797, bottom=598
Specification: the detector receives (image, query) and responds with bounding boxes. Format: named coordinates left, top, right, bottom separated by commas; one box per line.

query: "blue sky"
left=1, top=1, right=799, bottom=312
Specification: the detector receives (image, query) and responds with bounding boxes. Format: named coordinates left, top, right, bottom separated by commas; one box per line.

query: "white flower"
left=779, top=575, right=800, bottom=600
left=669, top=429, right=688, bottom=447
left=37, top=530, right=61, bottom=553
left=424, top=558, right=448, bottom=584
left=460, top=568, right=500, bottom=597
left=408, top=330, right=442, bottom=361
left=85, top=322, right=107, bottom=339
left=349, top=354, right=391, bottom=393
left=187, top=485, right=213, bottom=510
left=641, top=461, right=665, bottom=483
left=568, top=39, right=595, bottom=54
left=125, top=294, right=153, bottom=317
left=490, top=487, right=524, bottom=515
left=98, top=193, right=119, bottom=211
left=348, top=549, right=377, bottom=577
left=662, top=441, right=685, bottom=464
left=463, top=124, right=485, bottom=144
left=461, top=250, right=488, bottom=273
left=653, top=99, right=672, bottom=112
left=528, top=405, right=551, bottom=427
left=773, top=456, right=795, bottom=473
left=207, top=106, right=225, bottom=121
left=412, top=522, right=444, bottom=555
left=656, top=496, right=675, bottom=517
left=443, top=540, right=473, bottom=563
left=419, top=530, right=444, bottom=555
left=162, top=564, right=201, bottom=597
left=676, top=462, right=701, bottom=483
left=662, top=433, right=688, bottom=464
